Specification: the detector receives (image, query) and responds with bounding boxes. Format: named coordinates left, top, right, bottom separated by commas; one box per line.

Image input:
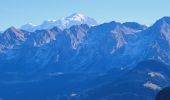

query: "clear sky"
left=0, top=0, right=170, bottom=31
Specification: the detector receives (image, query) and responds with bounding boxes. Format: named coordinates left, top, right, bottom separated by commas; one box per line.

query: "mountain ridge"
left=0, top=16, right=170, bottom=73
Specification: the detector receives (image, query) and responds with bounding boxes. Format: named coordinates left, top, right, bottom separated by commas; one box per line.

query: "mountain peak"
left=4, top=26, right=23, bottom=36
left=1, top=26, right=25, bottom=46
left=21, top=23, right=37, bottom=27
left=66, top=13, right=86, bottom=20
left=160, top=16, right=170, bottom=22
left=8, top=26, right=16, bottom=29
left=5, top=26, right=19, bottom=32
left=68, top=13, right=85, bottom=17
left=65, top=13, right=97, bottom=26
left=21, top=13, right=97, bottom=32
left=153, top=16, right=170, bottom=27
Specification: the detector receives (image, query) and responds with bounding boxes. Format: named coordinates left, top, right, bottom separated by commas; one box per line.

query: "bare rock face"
left=155, top=87, right=170, bottom=100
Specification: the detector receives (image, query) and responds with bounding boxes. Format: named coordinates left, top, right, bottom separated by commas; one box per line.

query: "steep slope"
left=126, top=17, right=170, bottom=65
left=0, top=27, right=26, bottom=50
left=59, top=21, right=149, bottom=73
left=75, top=60, right=170, bottom=100
left=25, top=27, right=61, bottom=47
left=156, top=87, right=170, bottom=100
left=0, top=24, right=90, bottom=74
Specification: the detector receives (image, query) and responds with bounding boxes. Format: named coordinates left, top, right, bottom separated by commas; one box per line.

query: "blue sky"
left=0, top=0, right=170, bottom=31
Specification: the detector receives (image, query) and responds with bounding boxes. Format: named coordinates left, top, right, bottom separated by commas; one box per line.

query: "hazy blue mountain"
left=0, top=16, right=170, bottom=100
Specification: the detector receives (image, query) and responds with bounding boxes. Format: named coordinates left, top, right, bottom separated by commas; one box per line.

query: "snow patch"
left=21, top=13, right=97, bottom=32
left=148, top=72, right=165, bottom=80
left=144, top=82, right=161, bottom=91
left=70, top=93, right=78, bottom=97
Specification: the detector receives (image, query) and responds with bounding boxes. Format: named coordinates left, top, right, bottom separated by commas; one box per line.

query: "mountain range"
left=0, top=14, right=170, bottom=100
left=21, top=13, right=97, bottom=32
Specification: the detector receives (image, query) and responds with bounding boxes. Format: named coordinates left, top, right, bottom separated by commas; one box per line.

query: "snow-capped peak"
left=66, top=13, right=86, bottom=21
left=21, top=13, right=98, bottom=32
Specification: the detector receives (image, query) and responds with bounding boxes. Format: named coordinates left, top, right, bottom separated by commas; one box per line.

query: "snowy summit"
left=21, top=13, right=98, bottom=32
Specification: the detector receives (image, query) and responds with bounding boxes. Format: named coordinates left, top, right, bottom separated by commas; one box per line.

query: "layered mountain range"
left=0, top=14, right=170, bottom=100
